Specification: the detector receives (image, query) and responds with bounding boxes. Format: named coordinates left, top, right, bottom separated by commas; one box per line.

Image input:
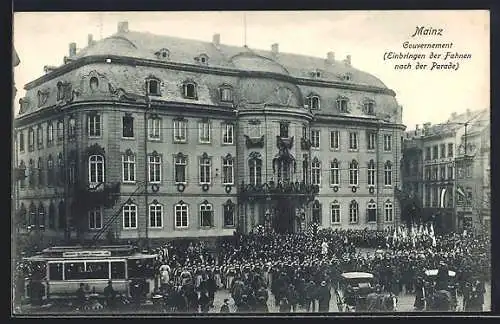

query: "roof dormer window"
left=195, top=54, right=209, bottom=65
left=146, top=77, right=161, bottom=96
left=310, top=69, right=322, bottom=78
left=219, top=85, right=233, bottom=103
left=155, top=48, right=170, bottom=60
left=305, top=95, right=320, bottom=110
left=182, top=81, right=197, bottom=99
left=342, top=73, right=352, bottom=81
left=336, top=96, right=349, bottom=113
left=364, top=99, right=376, bottom=115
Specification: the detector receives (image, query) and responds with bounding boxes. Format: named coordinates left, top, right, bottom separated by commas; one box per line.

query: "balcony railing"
left=239, top=180, right=319, bottom=201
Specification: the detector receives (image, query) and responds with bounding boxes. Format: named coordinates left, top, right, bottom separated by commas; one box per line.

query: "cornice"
left=24, top=55, right=396, bottom=96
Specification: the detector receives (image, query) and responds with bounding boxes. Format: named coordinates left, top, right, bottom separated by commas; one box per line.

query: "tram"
left=22, top=245, right=157, bottom=303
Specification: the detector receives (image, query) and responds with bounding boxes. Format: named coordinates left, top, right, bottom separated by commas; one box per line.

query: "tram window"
left=64, top=262, right=86, bottom=280
left=29, top=262, right=47, bottom=280
left=127, top=258, right=154, bottom=279
left=86, top=262, right=110, bottom=279
left=111, top=261, right=126, bottom=279
left=48, top=263, right=63, bottom=280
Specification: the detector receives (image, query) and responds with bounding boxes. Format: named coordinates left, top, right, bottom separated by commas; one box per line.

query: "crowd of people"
left=148, top=224, right=490, bottom=313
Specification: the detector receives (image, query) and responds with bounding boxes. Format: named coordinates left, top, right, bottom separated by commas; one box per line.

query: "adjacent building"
left=13, top=21, right=405, bottom=246
left=402, top=109, right=490, bottom=233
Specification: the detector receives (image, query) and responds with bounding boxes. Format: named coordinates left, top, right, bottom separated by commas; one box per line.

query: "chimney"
left=88, top=34, right=94, bottom=46
left=118, top=21, right=129, bottom=33
left=423, top=122, right=431, bottom=129
left=466, top=108, right=471, bottom=116
left=43, top=65, right=57, bottom=74
left=344, top=55, right=351, bottom=65
left=326, top=51, right=335, bottom=64
left=69, top=42, right=77, bottom=57
left=415, top=124, right=419, bottom=130
left=212, top=33, right=220, bottom=47
left=271, top=43, right=279, bottom=55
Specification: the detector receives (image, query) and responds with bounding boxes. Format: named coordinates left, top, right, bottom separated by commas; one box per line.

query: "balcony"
left=244, top=135, right=265, bottom=149
left=300, top=137, right=312, bottom=150
left=239, top=180, right=319, bottom=202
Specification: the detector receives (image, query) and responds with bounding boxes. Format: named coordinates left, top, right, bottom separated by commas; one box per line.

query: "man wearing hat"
left=317, top=281, right=331, bottom=312
left=103, top=280, right=117, bottom=309
left=220, top=298, right=231, bottom=313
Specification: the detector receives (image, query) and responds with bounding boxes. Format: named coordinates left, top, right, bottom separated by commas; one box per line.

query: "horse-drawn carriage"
left=336, top=272, right=397, bottom=312
left=423, top=269, right=458, bottom=311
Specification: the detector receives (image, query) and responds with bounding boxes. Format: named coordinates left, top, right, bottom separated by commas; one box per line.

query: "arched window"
left=312, top=200, right=322, bottom=224
left=38, top=203, right=46, bottom=230
left=90, top=77, right=99, bottom=91
left=368, top=160, right=376, bottom=186
left=175, top=153, right=187, bottom=184
left=47, top=122, right=54, bottom=145
left=182, top=82, right=197, bottom=99
left=220, top=86, right=233, bottom=103
left=199, top=153, right=211, bottom=185
left=47, top=155, right=54, bottom=186
left=148, top=151, right=162, bottom=184
left=37, top=157, right=44, bottom=187
left=57, top=153, right=64, bottom=185
left=367, top=200, right=377, bottom=223
left=311, top=157, right=321, bottom=185
left=28, top=128, right=35, bottom=151
left=331, top=200, right=340, bottom=224
left=349, top=200, right=359, bottom=223
left=364, top=99, right=375, bottom=115
left=349, top=160, right=359, bottom=186
left=222, top=154, right=234, bottom=185
left=122, top=151, right=136, bottom=183
left=89, top=155, right=105, bottom=185
left=200, top=201, right=214, bottom=227
left=384, top=200, right=393, bottom=222
left=123, top=203, right=137, bottom=229
left=57, top=82, right=64, bottom=100
left=336, top=96, right=349, bottom=113
left=29, top=202, right=37, bottom=228
left=48, top=202, right=56, bottom=229
left=88, top=206, right=103, bottom=230
left=330, top=159, right=339, bottom=186
left=249, top=153, right=262, bottom=186
left=19, top=131, right=25, bottom=152
left=223, top=200, right=235, bottom=227
left=384, top=161, right=392, bottom=186
left=306, top=95, right=320, bottom=110
left=28, top=159, right=35, bottom=188
left=56, top=120, right=64, bottom=142
left=146, top=78, right=160, bottom=96
left=149, top=201, right=163, bottom=228
left=36, top=125, right=43, bottom=149
left=68, top=117, right=76, bottom=139
left=175, top=201, right=189, bottom=228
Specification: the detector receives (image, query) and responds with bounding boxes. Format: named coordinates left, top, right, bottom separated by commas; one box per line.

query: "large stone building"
left=402, top=109, right=490, bottom=233
left=13, top=21, right=405, bottom=246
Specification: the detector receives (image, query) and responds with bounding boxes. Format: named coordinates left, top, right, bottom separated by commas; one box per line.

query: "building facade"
left=13, top=21, right=405, bottom=246
left=402, top=109, right=490, bottom=233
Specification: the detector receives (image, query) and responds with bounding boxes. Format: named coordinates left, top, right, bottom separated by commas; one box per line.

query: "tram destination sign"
left=62, top=251, right=112, bottom=258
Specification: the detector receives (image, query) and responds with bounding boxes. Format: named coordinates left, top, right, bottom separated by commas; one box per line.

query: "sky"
left=12, top=10, right=490, bottom=129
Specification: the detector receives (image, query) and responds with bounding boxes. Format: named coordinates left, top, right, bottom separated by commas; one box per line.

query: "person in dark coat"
left=198, top=290, right=210, bottom=313
left=206, top=275, right=217, bottom=307
left=255, top=296, right=269, bottom=313
left=76, top=283, right=86, bottom=309
left=414, top=275, right=425, bottom=311
left=305, top=280, right=317, bottom=312
left=103, top=280, right=117, bottom=309
left=220, top=299, right=230, bottom=313
left=317, top=281, right=331, bottom=312
left=279, top=297, right=291, bottom=313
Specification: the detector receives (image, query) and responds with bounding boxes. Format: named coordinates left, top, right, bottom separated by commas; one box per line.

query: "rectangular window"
left=148, top=117, right=161, bottom=140
left=148, top=154, right=162, bottom=183
left=433, top=146, right=439, bottom=160
left=174, top=120, right=188, bottom=142
left=440, top=166, right=446, bottom=180
left=425, top=166, right=431, bottom=180
left=384, top=134, right=392, bottom=151
left=432, top=166, right=438, bottom=180
left=384, top=165, right=392, bottom=186
left=349, top=163, right=359, bottom=186
left=123, top=204, right=137, bottom=229
left=47, top=124, right=54, bottom=145
left=349, top=132, right=358, bottom=150
left=149, top=204, right=163, bottom=228
left=448, top=143, right=454, bottom=157
left=122, top=154, right=136, bottom=183
left=385, top=204, right=394, bottom=222
left=279, top=123, right=289, bottom=138
left=223, top=124, right=234, bottom=144
left=37, top=127, right=43, bottom=149
left=111, top=262, right=126, bottom=279
left=367, top=206, right=377, bottom=223
left=311, top=130, right=320, bottom=148
left=87, top=114, right=101, bottom=137
left=249, top=160, right=262, bottom=186
left=223, top=158, right=234, bottom=185
left=175, top=155, right=187, bottom=184
left=220, top=88, right=233, bottom=102
left=312, top=161, right=321, bottom=185
left=425, top=147, right=431, bottom=161
left=223, top=204, right=235, bottom=227
left=198, top=121, right=211, bottom=143
left=19, top=132, right=25, bottom=152
left=48, top=263, right=63, bottom=281
left=57, top=120, right=64, bottom=143
left=330, top=130, right=339, bottom=150
left=200, top=204, right=213, bottom=227
left=331, top=204, right=340, bottom=224
left=440, top=144, right=446, bottom=158
left=64, top=262, right=86, bottom=280
left=368, top=163, right=376, bottom=186
left=330, top=162, right=339, bottom=186
left=337, top=99, right=348, bottom=112
left=88, top=207, right=102, bottom=230
left=367, top=132, right=376, bottom=150
left=175, top=204, right=188, bottom=228
left=447, top=165, right=453, bottom=179
left=122, top=115, right=134, bottom=138
left=86, top=262, right=109, bottom=279
left=199, top=157, right=211, bottom=184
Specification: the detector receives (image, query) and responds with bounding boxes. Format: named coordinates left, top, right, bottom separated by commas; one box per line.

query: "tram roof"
left=42, top=245, right=136, bottom=253
left=22, top=245, right=157, bottom=260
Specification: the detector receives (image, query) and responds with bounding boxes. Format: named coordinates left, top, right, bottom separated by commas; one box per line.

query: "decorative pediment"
left=124, top=148, right=134, bottom=156
left=176, top=152, right=187, bottom=159
left=86, top=143, right=105, bottom=156
left=245, top=135, right=265, bottom=148
left=18, top=97, right=30, bottom=114
left=223, top=153, right=233, bottom=160
left=248, top=152, right=262, bottom=161
left=201, top=152, right=210, bottom=160
left=266, top=86, right=299, bottom=107
left=277, top=136, right=294, bottom=150
left=37, top=89, right=50, bottom=106
left=224, top=199, right=235, bottom=208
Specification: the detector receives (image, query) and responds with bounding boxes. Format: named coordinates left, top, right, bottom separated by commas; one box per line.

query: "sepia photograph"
left=11, top=10, right=491, bottom=315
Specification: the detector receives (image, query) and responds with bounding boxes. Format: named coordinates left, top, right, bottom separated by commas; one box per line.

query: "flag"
left=440, top=188, right=447, bottom=208
left=430, top=223, right=435, bottom=238
left=432, top=235, right=437, bottom=247
left=423, top=225, right=428, bottom=236
left=456, top=185, right=466, bottom=198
